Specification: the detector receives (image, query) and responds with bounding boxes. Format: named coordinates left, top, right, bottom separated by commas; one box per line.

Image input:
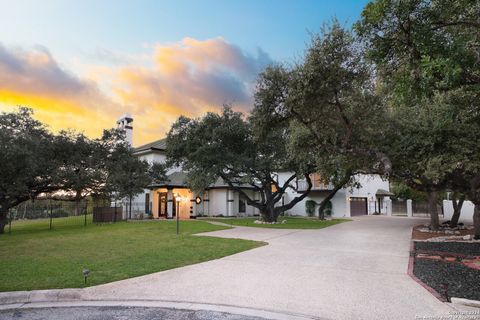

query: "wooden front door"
left=158, top=193, right=167, bottom=217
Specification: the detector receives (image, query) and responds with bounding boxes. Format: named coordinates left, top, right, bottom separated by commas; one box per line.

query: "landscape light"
left=82, top=268, right=90, bottom=284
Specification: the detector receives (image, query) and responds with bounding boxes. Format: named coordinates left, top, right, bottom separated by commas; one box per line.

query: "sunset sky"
left=0, top=0, right=368, bottom=146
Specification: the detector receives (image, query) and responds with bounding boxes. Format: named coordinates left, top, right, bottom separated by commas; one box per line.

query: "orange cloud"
left=0, top=38, right=272, bottom=146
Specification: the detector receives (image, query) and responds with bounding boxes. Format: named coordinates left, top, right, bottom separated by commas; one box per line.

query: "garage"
left=350, top=197, right=368, bottom=216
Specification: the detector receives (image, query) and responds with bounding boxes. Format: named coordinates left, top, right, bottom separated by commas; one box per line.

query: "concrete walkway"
left=82, top=216, right=454, bottom=320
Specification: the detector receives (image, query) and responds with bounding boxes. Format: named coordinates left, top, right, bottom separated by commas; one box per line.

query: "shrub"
left=320, top=200, right=333, bottom=216
left=305, top=200, right=317, bottom=217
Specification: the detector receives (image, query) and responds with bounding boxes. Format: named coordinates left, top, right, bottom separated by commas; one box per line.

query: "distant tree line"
left=0, top=108, right=165, bottom=233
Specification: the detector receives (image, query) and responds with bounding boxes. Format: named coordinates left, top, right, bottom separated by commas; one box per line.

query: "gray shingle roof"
left=376, top=189, right=394, bottom=196
left=148, top=172, right=256, bottom=190
left=134, top=138, right=167, bottom=153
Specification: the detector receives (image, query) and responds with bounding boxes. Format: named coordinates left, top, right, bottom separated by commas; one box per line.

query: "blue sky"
left=0, top=0, right=370, bottom=145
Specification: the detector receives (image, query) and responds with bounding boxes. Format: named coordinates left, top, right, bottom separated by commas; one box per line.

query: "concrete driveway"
left=84, top=216, right=453, bottom=320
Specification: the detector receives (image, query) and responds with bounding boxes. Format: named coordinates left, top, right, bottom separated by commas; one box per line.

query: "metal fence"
left=392, top=199, right=408, bottom=216
left=120, top=201, right=152, bottom=220
left=6, top=200, right=126, bottom=234
left=390, top=199, right=444, bottom=217
left=412, top=201, right=443, bottom=217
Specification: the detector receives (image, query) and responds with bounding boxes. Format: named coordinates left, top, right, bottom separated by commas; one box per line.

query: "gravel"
left=0, top=306, right=268, bottom=320
left=415, top=241, right=480, bottom=256
left=413, top=259, right=480, bottom=301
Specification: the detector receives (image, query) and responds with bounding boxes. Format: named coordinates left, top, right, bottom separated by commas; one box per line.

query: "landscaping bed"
left=412, top=224, right=474, bottom=241
left=411, top=240, right=480, bottom=302
left=413, top=257, right=480, bottom=301
left=415, top=241, right=480, bottom=257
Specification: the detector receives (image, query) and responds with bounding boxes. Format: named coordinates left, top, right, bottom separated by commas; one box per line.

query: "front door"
left=158, top=193, right=167, bottom=217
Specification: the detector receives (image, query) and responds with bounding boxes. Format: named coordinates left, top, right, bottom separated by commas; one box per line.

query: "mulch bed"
left=413, top=258, right=480, bottom=301
left=415, top=241, right=480, bottom=257
left=411, top=240, right=480, bottom=302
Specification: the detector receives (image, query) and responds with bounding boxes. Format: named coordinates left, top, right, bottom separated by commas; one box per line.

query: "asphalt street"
left=0, top=306, right=267, bottom=320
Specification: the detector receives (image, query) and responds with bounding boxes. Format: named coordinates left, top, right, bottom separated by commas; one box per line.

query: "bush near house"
left=305, top=200, right=317, bottom=217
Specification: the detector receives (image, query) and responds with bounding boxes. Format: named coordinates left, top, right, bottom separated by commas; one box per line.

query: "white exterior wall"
left=137, top=152, right=166, bottom=164
left=232, top=189, right=257, bottom=217
left=207, top=189, right=228, bottom=216
left=281, top=173, right=390, bottom=218
left=346, top=174, right=390, bottom=216
left=443, top=200, right=475, bottom=223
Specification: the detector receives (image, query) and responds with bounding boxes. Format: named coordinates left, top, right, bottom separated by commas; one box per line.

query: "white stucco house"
left=119, top=115, right=392, bottom=219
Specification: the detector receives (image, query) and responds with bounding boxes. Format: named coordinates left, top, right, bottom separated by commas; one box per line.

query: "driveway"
left=84, top=216, right=453, bottom=320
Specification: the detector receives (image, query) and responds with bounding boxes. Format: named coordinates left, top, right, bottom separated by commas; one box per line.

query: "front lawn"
left=0, top=220, right=264, bottom=292
left=202, top=216, right=350, bottom=229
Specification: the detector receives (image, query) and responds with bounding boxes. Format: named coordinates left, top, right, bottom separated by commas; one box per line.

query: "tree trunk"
left=261, top=205, right=277, bottom=223
left=450, top=192, right=465, bottom=228
left=74, top=190, right=83, bottom=216
left=428, top=190, right=440, bottom=231
left=318, top=184, right=345, bottom=220
left=474, top=204, right=480, bottom=240
left=0, top=206, right=9, bottom=234
left=318, top=173, right=351, bottom=220
left=129, top=196, right=133, bottom=219
left=318, top=205, right=325, bottom=220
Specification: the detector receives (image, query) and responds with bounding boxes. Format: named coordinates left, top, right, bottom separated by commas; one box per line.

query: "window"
left=238, top=194, right=246, bottom=213
left=145, top=193, right=150, bottom=214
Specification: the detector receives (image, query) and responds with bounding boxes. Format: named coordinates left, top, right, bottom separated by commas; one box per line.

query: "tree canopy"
left=356, top=0, right=480, bottom=231
left=0, top=108, right=156, bottom=233
left=166, top=106, right=314, bottom=222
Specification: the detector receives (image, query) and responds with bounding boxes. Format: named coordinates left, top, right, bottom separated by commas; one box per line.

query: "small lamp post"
left=175, top=194, right=182, bottom=235
left=82, top=268, right=90, bottom=284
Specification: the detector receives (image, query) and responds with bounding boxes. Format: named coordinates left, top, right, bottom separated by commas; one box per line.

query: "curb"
left=0, top=289, right=83, bottom=305
left=451, top=297, right=480, bottom=309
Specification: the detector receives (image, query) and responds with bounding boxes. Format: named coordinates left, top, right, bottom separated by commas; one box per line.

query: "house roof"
left=134, top=138, right=167, bottom=153
left=376, top=189, right=394, bottom=197
left=149, top=171, right=188, bottom=188
left=149, top=172, right=256, bottom=190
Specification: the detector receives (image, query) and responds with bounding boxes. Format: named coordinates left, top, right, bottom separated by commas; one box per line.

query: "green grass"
left=0, top=219, right=264, bottom=292
left=202, top=216, right=350, bottom=229
left=7, top=214, right=93, bottom=233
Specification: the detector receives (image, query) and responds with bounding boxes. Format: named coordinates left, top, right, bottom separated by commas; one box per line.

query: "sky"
left=0, top=0, right=369, bottom=146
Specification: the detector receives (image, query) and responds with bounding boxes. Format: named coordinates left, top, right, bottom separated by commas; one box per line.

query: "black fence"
left=121, top=201, right=152, bottom=220
left=412, top=201, right=443, bottom=217
left=6, top=200, right=126, bottom=234
left=390, top=199, right=444, bottom=217
left=392, top=199, right=408, bottom=216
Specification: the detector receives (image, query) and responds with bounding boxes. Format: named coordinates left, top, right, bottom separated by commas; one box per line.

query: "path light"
left=82, top=268, right=90, bottom=284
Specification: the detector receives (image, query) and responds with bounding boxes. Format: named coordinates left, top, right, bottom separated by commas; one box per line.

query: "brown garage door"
left=350, top=197, right=367, bottom=216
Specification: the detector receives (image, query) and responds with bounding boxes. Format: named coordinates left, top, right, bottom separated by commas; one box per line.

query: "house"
left=119, top=115, right=392, bottom=219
